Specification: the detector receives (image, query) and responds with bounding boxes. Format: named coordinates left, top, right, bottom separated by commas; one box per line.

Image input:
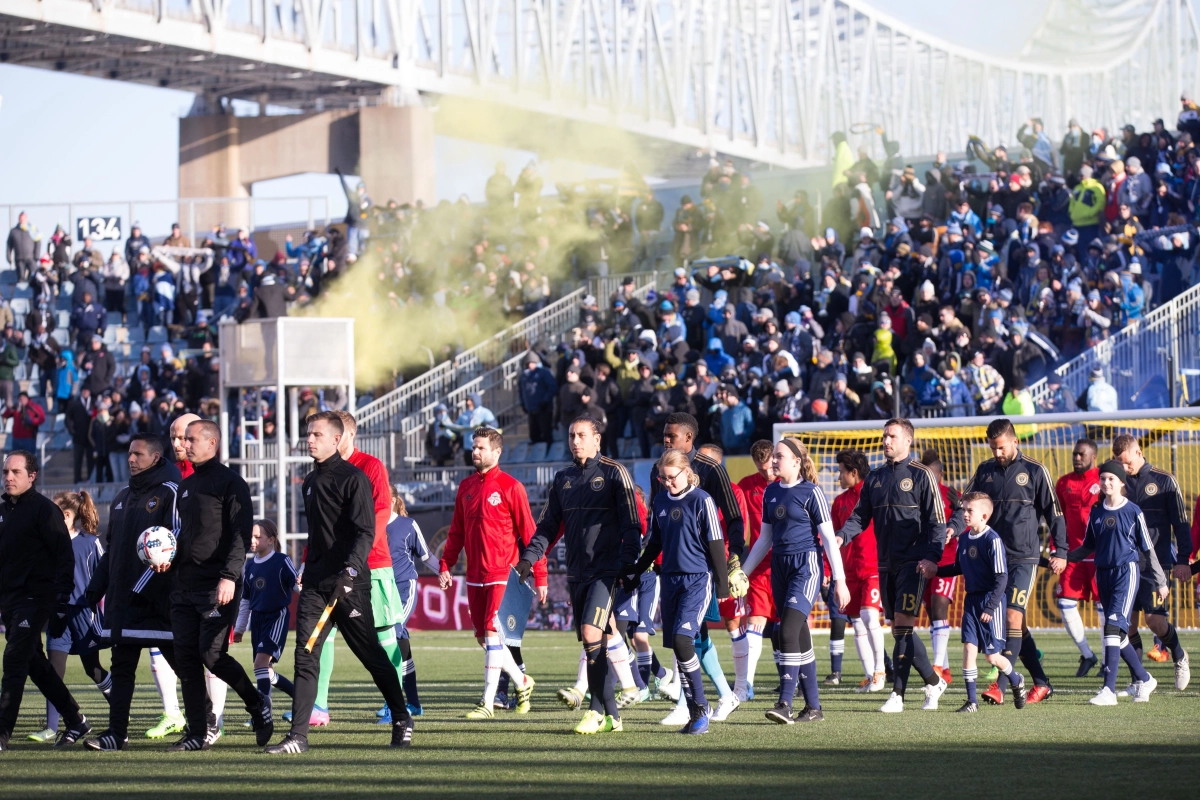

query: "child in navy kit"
left=29, top=492, right=112, bottom=743
left=234, top=519, right=298, bottom=708
left=629, top=449, right=730, bottom=735
left=1068, top=460, right=1167, bottom=706
left=935, top=492, right=1027, bottom=713
left=378, top=487, right=439, bottom=722
left=741, top=438, right=847, bottom=724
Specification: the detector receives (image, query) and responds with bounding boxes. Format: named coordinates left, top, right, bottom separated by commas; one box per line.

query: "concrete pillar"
left=179, top=115, right=250, bottom=233
left=358, top=105, right=436, bottom=207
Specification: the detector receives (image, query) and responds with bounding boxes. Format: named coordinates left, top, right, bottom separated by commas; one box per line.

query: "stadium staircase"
left=1027, top=282, right=1200, bottom=411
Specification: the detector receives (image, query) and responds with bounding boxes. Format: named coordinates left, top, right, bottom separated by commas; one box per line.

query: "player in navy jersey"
left=1068, top=461, right=1168, bottom=706
left=935, top=493, right=1027, bottom=713
left=234, top=519, right=298, bottom=710
left=29, top=491, right=111, bottom=743
left=380, top=487, right=439, bottom=720
left=742, top=438, right=848, bottom=724
left=628, top=449, right=730, bottom=734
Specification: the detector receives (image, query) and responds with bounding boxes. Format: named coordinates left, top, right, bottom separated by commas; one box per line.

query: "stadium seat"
left=506, top=440, right=530, bottom=463
left=526, top=442, right=547, bottom=462
left=544, top=441, right=565, bottom=462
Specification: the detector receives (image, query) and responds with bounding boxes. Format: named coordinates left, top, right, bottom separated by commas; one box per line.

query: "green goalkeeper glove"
left=727, top=555, right=749, bottom=599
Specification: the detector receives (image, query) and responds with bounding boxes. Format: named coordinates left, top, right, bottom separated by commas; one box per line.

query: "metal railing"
left=356, top=272, right=661, bottom=460
left=1028, top=282, right=1200, bottom=410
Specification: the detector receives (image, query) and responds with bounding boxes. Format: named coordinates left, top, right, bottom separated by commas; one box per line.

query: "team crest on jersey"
left=145, top=497, right=158, bottom=512
left=255, top=577, right=266, bottom=590
left=487, top=492, right=502, bottom=506
left=968, top=545, right=978, bottom=559
left=774, top=505, right=787, bottom=520
left=1090, top=484, right=1101, bottom=495
left=1105, top=516, right=1116, bottom=528
left=670, top=508, right=682, bottom=521
left=899, top=478, right=913, bottom=492
left=1145, top=483, right=1159, bottom=496
left=1015, top=472, right=1029, bottom=486
left=590, top=476, right=605, bottom=491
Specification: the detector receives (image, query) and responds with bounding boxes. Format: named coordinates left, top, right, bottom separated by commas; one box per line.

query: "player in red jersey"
left=920, top=451, right=961, bottom=686
left=832, top=450, right=888, bottom=693
left=439, top=428, right=548, bottom=719
left=734, top=440, right=776, bottom=701
left=1054, top=438, right=1102, bottom=677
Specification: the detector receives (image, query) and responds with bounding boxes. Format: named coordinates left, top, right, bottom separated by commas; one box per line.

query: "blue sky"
left=0, top=0, right=1046, bottom=238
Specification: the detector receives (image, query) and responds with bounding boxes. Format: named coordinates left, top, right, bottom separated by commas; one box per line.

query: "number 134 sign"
left=76, top=216, right=122, bottom=241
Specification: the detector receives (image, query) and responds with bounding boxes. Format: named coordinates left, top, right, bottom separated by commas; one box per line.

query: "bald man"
left=170, top=414, right=201, bottom=479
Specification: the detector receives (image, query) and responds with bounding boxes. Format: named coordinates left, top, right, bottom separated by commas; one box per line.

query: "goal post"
left=773, top=409, right=1200, bottom=631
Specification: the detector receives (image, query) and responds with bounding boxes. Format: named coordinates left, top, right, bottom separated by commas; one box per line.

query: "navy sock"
left=964, top=667, right=978, bottom=704
left=1121, top=641, right=1151, bottom=683
left=1102, top=636, right=1121, bottom=691
left=255, top=669, right=271, bottom=699
left=497, top=672, right=511, bottom=697
left=650, top=651, right=667, bottom=680
left=910, top=630, right=937, bottom=685
left=271, top=670, right=295, bottom=698
left=1020, top=632, right=1049, bottom=686
left=584, top=641, right=609, bottom=714
left=679, top=656, right=706, bottom=709
left=1161, top=624, right=1185, bottom=661
left=778, top=658, right=800, bottom=706
left=401, top=661, right=419, bottom=707
left=829, top=617, right=846, bottom=674
left=1128, top=629, right=1143, bottom=655
left=798, top=650, right=821, bottom=710
left=892, top=627, right=914, bottom=696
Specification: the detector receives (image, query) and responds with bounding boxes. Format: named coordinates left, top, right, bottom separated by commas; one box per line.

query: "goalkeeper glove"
left=727, top=555, right=749, bottom=599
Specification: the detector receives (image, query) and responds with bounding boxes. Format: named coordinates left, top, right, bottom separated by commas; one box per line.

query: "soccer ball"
left=137, top=526, right=177, bottom=568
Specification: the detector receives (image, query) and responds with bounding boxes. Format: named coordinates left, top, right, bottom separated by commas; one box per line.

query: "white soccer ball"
left=137, top=526, right=177, bottom=568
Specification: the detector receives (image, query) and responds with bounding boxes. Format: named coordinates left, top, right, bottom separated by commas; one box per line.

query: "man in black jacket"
left=83, top=434, right=183, bottom=751
left=250, top=273, right=287, bottom=319
left=163, top=419, right=270, bottom=751
left=265, top=412, right=411, bottom=754
left=65, top=388, right=94, bottom=483
left=0, top=451, right=90, bottom=750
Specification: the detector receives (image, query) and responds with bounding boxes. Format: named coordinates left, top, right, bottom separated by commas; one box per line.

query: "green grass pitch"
left=5, top=630, right=1197, bottom=798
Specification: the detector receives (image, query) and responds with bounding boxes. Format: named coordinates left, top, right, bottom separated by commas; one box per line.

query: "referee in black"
left=0, top=451, right=90, bottom=750
left=948, top=418, right=1067, bottom=705
left=517, top=417, right=642, bottom=734
left=265, top=412, right=411, bottom=754
left=164, top=419, right=271, bottom=751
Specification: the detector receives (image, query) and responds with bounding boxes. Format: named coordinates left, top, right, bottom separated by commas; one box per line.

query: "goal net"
left=774, top=409, right=1200, bottom=631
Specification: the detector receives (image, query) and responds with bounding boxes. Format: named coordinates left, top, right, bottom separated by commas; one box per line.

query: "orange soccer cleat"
left=1024, top=684, right=1053, bottom=704
left=937, top=666, right=954, bottom=686
left=981, top=682, right=1004, bottom=706
left=1146, top=644, right=1171, bottom=663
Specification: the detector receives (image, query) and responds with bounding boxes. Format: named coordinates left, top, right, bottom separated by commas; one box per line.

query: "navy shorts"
left=770, top=551, right=822, bottom=618
left=825, top=581, right=850, bottom=622
left=1005, top=562, right=1039, bottom=612
left=660, top=572, right=713, bottom=647
left=882, top=566, right=927, bottom=620
left=393, top=578, right=419, bottom=640
left=46, top=606, right=104, bottom=655
left=960, top=594, right=1005, bottom=655
left=614, top=572, right=659, bottom=634
left=569, top=576, right=618, bottom=639
left=1097, top=562, right=1139, bottom=633
left=249, top=608, right=290, bottom=662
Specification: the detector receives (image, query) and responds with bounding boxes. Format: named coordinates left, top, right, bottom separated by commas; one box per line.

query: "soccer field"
left=7, top=630, right=1198, bottom=798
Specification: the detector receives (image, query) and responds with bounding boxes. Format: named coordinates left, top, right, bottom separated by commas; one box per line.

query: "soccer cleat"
left=1076, top=655, right=1099, bottom=678
left=794, top=705, right=825, bottom=722
left=465, top=702, right=495, bottom=720
left=492, top=690, right=511, bottom=710
left=391, top=717, right=414, bottom=748
left=309, top=707, right=330, bottom=727
left=680, top=705, right=710, bottom=735
left=574, top=710, right=606, bottom=734
left=250, top=698, right=274, bottom=747
left=734, top=685, right=750, bottom=703
left=84, top=731, right=128, bottom=751
left=981, top=683, right=1004, bottom=706
left=407, top=704, right=424, bottom=717
left=263, top=734, right=309, bottom=755
left=937, top=666, right=954, bottom=685
left=711, top=694, right=740, bottom=722
left=1088, top=687, right=1118, bottom=706
left=1012, top=680, right=1027, bottom=710
left=1175, top=652, right=1191, bottom=691
left=1025, top=684, right=1052, bottom=704
left=53, top=716, right=90, bottom=748
left=660, top=704, right=690, bottom=726
left=145, top=712, right=187, bottom=739
left=166, top=734, right=210, bottom=752
left=26, top=727, right=56, bottom=743
left=879, top=692, right=904, bottom=713
left=377, top=708, right=392, bottom=725
left=922, top=677, right=947, bottom=711
left=869, top=672, right=887, bottom=692
left=747, top=684, right=755, bottom=700
left=557, top=687, right=586, bottom=711
left=955, top=701, right=979, bottom=713
left=1132, top=674, right=1158, bottom=703
left=1116, top=683, right=1134, bottom=698
left=1146, top=643, right=1171, bottom=662
left=601, top=715, right=622, bottom=733
left=654, top=669, right=679, bottom=701
left=765, top=702, right=795, bottom=725
left=822, top=672, right=841, bottom=686
left=204, top=720, right=223, bottom=746
left=376, top=704, right=389, bottom=718
left=515, top=676, right=536, bottom=714
left=855, top=677, right=873, bottom=693
left=616, top=687, right=643, bottom=709
left=985, top=665, right=999, bottom=683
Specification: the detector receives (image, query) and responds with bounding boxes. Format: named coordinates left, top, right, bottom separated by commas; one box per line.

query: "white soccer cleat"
left=660, top=704, right=690, bottom=726
left=710, top=694, right=740, bottom=722
left=922, top=677, right=947, bottom=710
left=870, top=672, right=887, bottom=692
left=1132, top=674, right=1158, bottom=703
left=1088, top=686, right=1118, bottom=706
left=1175, top=652, right=1191, bottom=691
left=1115, top=682, right=1134, bottom=698
left=656, top=672, right=681, bottom=702
left=879, top=692, right=904, bottom=713
left=734, top=685, right=750, bottom=703
left=616, top=688, right=644, bottom=709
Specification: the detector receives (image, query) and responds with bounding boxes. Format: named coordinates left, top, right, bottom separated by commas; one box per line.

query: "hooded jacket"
left=1069, top=178, right=1106, bottom=226
left=90, top=457, right=183, bottom=643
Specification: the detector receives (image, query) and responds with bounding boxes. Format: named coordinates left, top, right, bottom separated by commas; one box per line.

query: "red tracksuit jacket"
left=440, top=467, right=548, bottom=587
